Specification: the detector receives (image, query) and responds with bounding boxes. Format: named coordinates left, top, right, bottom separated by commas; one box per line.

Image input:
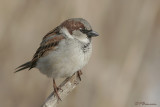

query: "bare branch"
left=41, top=73, right=81, bottom=107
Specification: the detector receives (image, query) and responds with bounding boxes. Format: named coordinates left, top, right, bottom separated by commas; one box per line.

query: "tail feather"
left=15, top=61, right=32, bottom=73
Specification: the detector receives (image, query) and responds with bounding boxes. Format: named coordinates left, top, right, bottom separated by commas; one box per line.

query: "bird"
left=15, top=18, right=99, bottom=100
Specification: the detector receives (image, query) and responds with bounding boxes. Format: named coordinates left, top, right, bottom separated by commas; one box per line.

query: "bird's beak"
left=87, top=30, right=99, bottom=37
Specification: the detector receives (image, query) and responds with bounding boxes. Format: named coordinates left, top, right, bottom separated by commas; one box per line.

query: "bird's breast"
left=36, top=39, right=92, bottom=78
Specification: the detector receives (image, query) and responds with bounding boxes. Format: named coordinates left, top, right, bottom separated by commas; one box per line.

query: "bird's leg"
left=77, top=70, right=82, bottom=81
left=53, top=79, right=62, bottom=101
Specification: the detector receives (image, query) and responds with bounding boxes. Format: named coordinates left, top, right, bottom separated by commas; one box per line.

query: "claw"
left=57, top=87, right=63, bottom=92
left=77, top=70, right=82, bottom=81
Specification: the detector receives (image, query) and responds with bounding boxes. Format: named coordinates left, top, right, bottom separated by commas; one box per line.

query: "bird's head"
left=59, top=18, right=99, bottom=43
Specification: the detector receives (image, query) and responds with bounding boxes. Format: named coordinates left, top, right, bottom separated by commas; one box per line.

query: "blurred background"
left=1, top=0, right=160, bottom=107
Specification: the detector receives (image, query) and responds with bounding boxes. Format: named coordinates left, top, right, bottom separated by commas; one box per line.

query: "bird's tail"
left=15, top=61, right=32, bottom=73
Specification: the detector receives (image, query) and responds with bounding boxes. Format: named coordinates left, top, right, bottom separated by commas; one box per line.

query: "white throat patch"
left=60, top=27, right=73, bottom=39
left=75, top=34, right=90, bottom=43
left=60, top=27, right=90, bottom=44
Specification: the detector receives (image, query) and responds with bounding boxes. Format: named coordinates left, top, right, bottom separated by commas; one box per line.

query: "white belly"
left=36, top=39, right=92, bottom=78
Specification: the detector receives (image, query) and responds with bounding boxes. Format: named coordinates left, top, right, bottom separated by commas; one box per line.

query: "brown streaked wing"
left=42, top=26, right=60, bottom=40
left=29, top=35, right=65, bottom=69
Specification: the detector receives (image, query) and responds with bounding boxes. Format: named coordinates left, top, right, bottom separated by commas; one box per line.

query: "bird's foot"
left=53, top=87, right=62, bottom=101
left=53, top=79, right=62, bottom=101
left=77, top=70, right=82, bottom=81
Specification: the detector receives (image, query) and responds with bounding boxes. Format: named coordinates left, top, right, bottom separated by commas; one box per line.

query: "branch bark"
left=41, top=73, right=81, bottom=107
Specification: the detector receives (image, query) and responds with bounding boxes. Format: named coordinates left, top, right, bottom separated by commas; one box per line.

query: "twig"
left=41, top=73, right=81, bottom=107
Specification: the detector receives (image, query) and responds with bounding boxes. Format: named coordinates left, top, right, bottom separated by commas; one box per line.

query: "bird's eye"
left=79, top=28, right=82, bottom=30
left=80, top=28, right=91, bottom=34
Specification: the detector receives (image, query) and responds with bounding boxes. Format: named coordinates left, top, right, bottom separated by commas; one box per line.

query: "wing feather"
left=15, top=27, right=65, bottom=72
left=29, top=35, right=65, bottom=69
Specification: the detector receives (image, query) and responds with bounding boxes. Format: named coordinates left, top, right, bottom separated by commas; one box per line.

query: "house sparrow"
left=15, top=18, right=99, bottom=100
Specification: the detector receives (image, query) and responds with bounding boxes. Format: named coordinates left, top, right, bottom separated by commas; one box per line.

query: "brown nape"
left=61, top=20, right=85, bottom=34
